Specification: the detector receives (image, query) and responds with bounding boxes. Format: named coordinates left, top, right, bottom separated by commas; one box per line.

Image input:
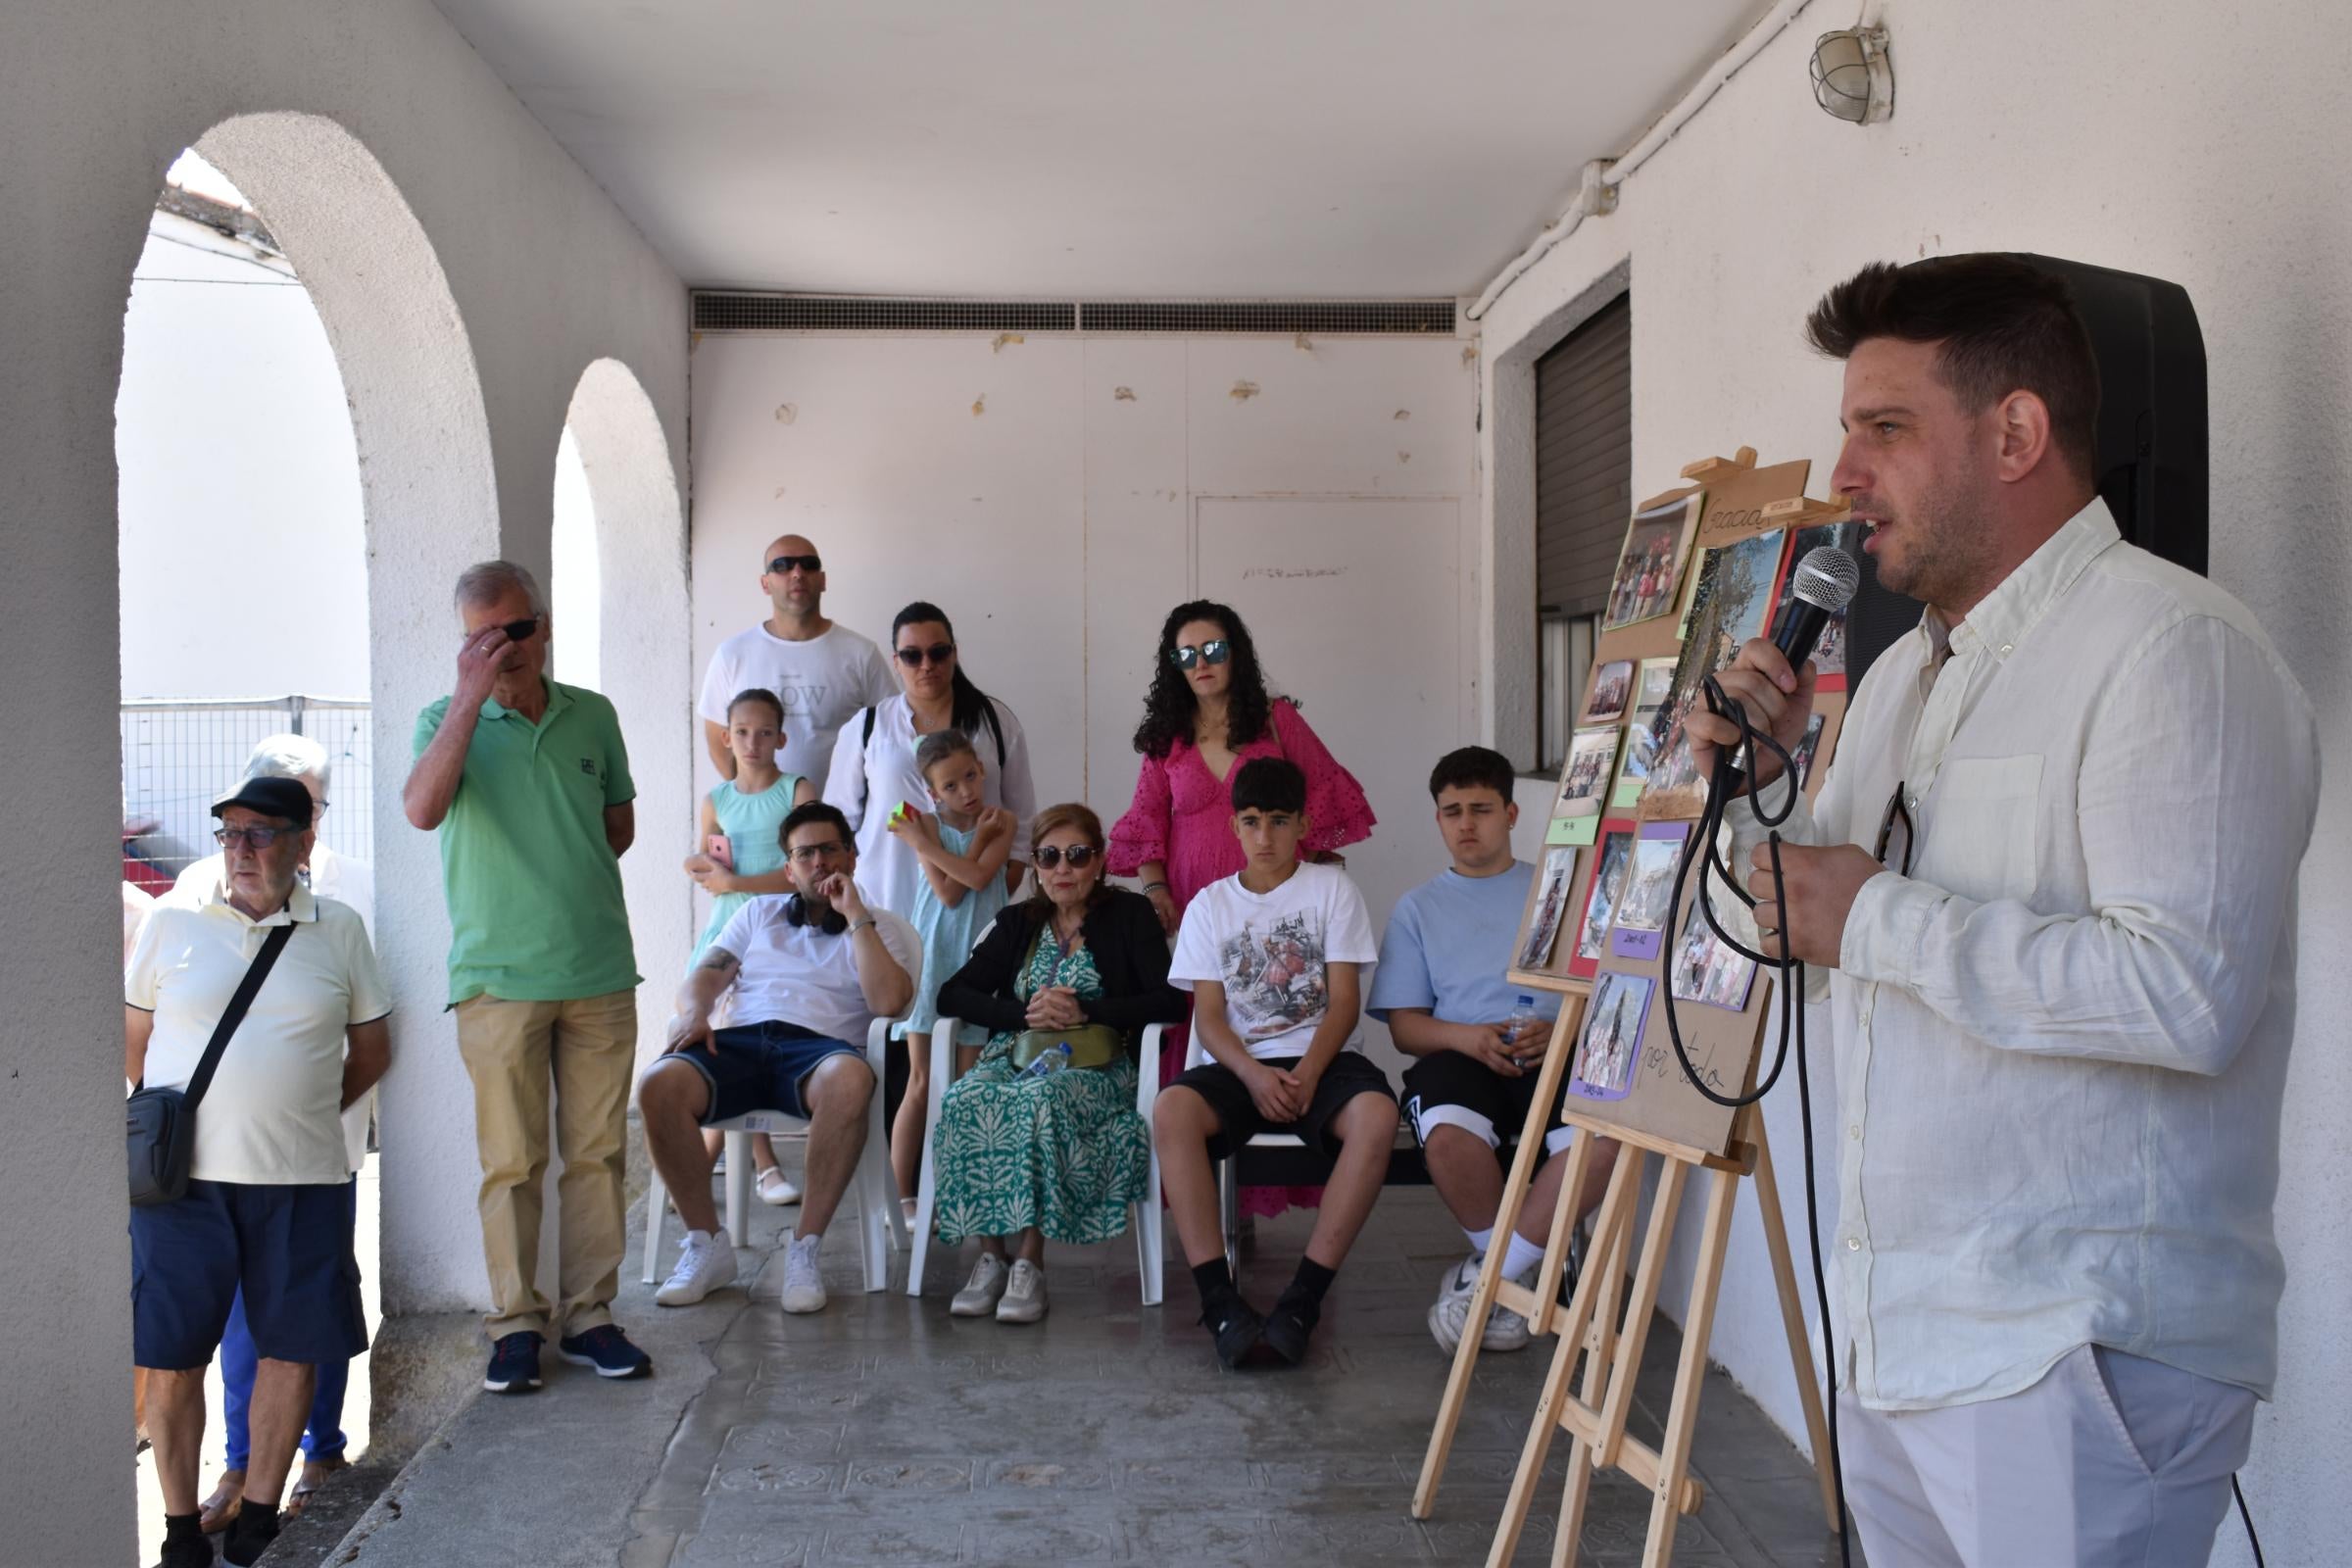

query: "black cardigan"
left=936, top=887, right=1186, bottom=1058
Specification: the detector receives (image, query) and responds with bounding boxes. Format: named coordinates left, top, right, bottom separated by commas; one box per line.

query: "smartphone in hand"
left=706, top=834, right=734, bottom=870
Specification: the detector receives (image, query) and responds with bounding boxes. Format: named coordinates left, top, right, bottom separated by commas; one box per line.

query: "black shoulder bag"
left=125, top=922, right=294, bottom=1206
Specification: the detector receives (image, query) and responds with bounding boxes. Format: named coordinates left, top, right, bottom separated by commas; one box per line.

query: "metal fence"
left=120, top=697, right=374, bottom=882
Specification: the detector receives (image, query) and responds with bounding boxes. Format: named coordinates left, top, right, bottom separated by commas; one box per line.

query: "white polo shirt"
left=711, top=896, right=919, bottom=1044
left=127, top=884, right=391, bottom=1186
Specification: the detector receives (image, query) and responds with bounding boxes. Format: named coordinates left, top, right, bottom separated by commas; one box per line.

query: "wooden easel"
left=1410, top=992, right=1840, bottom=1567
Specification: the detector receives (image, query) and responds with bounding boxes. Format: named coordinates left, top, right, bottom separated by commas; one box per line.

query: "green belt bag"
left=1009, top=1023, right=1123, bottom=1070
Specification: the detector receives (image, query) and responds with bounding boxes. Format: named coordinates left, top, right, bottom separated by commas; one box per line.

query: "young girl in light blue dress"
left=682, top=688, right=814, bottom=1200
left=882, top=730, right=1015, bottom=1217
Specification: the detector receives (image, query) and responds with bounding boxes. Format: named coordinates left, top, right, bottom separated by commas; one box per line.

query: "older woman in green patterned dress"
left=931, top=804, right=1185, bottom=1323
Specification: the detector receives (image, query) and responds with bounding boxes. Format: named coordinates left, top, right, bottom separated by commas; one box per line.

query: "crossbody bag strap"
left=181, top=921, right=295, bottom=1112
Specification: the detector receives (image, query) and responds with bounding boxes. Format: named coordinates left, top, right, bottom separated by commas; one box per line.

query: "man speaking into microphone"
left=1687, top=255, right=2318, bottom=1568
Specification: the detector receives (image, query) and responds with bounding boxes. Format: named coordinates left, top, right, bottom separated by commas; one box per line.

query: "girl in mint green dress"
left=684, top=689, right=815, bottom=1201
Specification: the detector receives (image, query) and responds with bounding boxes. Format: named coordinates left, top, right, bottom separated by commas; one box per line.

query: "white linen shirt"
left=1725, top=500, right=2318, bottom=1409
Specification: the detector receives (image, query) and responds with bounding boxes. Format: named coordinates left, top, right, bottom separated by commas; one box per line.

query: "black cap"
left=212, top=776, right=314, bottom=828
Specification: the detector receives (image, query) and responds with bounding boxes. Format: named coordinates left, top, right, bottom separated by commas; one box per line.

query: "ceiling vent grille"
left=1078, top=300, right=1454, bottom=335
left=693, top=296, right=1076, bottom=333
left=692, top=293, right=1455, bottom=336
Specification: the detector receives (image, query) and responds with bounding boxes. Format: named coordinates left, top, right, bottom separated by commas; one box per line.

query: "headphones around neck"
left=785, top=894, right=850, bottom=936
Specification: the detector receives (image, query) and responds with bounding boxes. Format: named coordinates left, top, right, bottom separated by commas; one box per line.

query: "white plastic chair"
left=639, top=909, right=919, bottom=1295
left=903, top=1017, right=1165, bottom=1306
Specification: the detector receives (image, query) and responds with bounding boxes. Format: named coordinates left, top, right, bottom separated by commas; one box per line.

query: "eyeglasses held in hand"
left=1033, top=845, right=1098, bottom=870
left=895, top=642, right=956, bottom=667
left=215, top=825, right=300, bottom=850
left=1875, top=783, right=1915, bottom=877
left=788, top=841, right=848, bottom=864
left=767, top=554, right=822, bottom=575
left=1171, top=640, right=1231, bottom=670
left=499, top=617, right=540, bottom=643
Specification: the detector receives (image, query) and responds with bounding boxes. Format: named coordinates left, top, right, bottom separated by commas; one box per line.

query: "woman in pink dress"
left=1109, top=600, right=1376, bottom=1219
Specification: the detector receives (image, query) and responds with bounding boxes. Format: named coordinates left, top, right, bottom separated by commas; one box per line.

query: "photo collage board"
left=1509, top=455, right=1859, bottom=1156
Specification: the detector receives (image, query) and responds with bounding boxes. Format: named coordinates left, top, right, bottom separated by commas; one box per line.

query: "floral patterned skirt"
left=929, top=1037, right=1150, bottom=1246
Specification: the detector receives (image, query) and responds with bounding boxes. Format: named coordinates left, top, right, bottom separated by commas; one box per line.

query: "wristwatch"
left=847, top=916, right=877, bottom=935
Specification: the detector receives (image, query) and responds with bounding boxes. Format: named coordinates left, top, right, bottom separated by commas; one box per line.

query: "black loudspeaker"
left=1842, top=254, right=2210, bottom=685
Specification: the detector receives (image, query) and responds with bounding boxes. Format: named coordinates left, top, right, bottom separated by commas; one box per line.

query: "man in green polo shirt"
left=403, top=560, right=651, bottom=1393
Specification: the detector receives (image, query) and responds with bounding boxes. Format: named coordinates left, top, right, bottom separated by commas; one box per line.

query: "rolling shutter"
left=1535, top=293, right=1632, bottom=617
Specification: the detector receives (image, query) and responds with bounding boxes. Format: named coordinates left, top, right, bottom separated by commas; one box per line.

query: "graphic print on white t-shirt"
left=1217, top=911, right=1329, bottom=1039
left=698, top=622, right=897, bottom=786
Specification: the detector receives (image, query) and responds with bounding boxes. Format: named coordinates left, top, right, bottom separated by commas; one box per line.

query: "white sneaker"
left=951, top=1253, right=1010, bottom=1317
left=757, top=1167, right=802, bottom=1206
left=1426, top=1254, right=1533, bottom=1354
left=996, top=1260, right=1048, bottom=1324
left=655, top=1230, right=739, bottom=1306
left=780, top=1233, right=827, bottom=1314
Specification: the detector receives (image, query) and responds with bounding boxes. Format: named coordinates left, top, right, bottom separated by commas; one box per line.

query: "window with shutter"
left=1533, top=292, right=1630, bottom=769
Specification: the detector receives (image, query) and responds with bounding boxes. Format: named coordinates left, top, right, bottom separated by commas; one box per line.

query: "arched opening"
left=111, top=111, right=499, bottom=1554
left=116, top=145, right=385, bottom=1554
left=554, top=359, right=693, bottom=1070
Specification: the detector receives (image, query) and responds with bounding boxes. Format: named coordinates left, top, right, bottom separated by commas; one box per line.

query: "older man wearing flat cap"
left=127, top=776, right=390, bottom=1568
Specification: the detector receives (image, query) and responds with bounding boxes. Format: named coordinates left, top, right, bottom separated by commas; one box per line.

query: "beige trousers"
left=455, top=990, right=638, bottom=1340
left=1839, top=1344, right=2257, bottom=1568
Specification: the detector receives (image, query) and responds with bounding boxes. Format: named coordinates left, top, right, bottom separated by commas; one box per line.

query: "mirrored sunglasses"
left=1033, top=845, right=1098, bottom=870
left=1171, top=640, right=1231, bottom=670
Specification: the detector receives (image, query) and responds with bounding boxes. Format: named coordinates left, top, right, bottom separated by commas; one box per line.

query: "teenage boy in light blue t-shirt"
left=1370, top=746, right=1617, bottom=1355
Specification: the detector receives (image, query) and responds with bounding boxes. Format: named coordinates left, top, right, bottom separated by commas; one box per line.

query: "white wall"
left=1, top=5, right=688, bottom=1557
left=689, top=331, right=1478, bottom=1061
left=1474, top=3, right=2352, bottom=1561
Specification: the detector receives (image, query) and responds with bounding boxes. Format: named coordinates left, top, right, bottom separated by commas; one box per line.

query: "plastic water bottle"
left=1505, top=995, right=1545, bottom=1055
left=1023, top=1044, right=1073, bottom=1079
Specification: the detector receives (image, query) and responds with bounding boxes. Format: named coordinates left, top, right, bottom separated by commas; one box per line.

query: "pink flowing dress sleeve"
left=1106, top=750, right=1173, bottom=877
left=1271, top=700, right=1376, bottom=856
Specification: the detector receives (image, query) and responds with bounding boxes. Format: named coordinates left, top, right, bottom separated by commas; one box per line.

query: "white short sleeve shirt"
left=698, top=621, right=898, bottom=789
left=127, top=886, right=391, bottom=1185
left=711, top=896, right=920, bottom=1044
left=1169, top=862, right=1379, bottom=1059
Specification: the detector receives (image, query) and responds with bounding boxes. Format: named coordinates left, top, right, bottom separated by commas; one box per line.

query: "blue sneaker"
left=483, top=1331, right=543, bottom=1394
left=559, top=1323, right=653, bottom=1380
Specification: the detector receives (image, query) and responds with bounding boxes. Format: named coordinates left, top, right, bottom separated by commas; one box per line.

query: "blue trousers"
left=220, top=1178, right=357, bottom=1470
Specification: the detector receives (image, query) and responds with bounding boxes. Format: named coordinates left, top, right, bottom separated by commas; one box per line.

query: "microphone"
left=1713, top=544, right=1860, bottom=794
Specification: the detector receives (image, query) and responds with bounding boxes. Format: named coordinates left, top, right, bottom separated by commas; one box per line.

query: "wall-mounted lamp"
left=1810, top=27, right=1893, bottom=123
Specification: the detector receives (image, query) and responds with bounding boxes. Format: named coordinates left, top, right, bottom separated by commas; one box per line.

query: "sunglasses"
left=1171, top=640, right=1231, bottom=670
left=767, top=554, right=823, bottom=575
left=1033, top=845, right=1099, bottom=870
left=499, top=617, right=540, bottom=643
left=215, top=824, right=301, bottom=850
left=1874, top=783, right=1915, bottom=877
left=896, top=642, right=956, bottom=667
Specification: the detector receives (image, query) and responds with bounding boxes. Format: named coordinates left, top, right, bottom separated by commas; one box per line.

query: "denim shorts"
left=665, top=1019, right=867, bottom=1124
left=130, top=1178, right=368, bottom=1371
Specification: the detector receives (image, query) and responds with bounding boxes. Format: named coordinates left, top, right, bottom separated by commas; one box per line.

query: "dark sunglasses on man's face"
left=500, top=617, right=541, bottom=643
left=896, top=642, right=956, bottom=667
left=767, top=555, right=823, bottom=576
left=1033, top=845, right=1098, bottom=870
left=1171, top=640, right=1231, bottom=670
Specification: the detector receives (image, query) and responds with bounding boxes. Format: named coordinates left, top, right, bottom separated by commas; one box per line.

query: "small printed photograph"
left=1788, top=713, right=1829, bottom=791
left=1779, top=521, right=1866, bottom=683
left=1571, top=970, right=1654, bottom=1102
left=1611, top=822, right=1689, bottom=962
left=1646, top=528, right=1790, bottom=779
left=1639, top=722, right=1708, bottom=809
left=1572, top=826, right=1636, bottom=966
left=1669, top=915, right=1757, bottom=1013
left=1602, top=494, right=1701, bottom=631
left=1519, top=846, right=1579, bottom=971
left=1583, top=660, right=1635, bottom=724
left=1609, top=659, right=1679, bottom=807
left=1553, top=726, right=1620, bottom=819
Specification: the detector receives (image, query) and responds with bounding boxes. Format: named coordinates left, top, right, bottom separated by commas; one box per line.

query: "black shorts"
left=1401, top=1049, right=1576, bottom=1162
left=1167, top=1052, right=1397, bottom=1158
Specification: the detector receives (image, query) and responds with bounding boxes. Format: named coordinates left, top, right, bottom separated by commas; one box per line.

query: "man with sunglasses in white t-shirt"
left=697, top=533, right=898, bottom=790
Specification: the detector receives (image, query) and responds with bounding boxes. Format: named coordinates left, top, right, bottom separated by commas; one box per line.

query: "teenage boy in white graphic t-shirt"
left=1156, top=757, right=1397, bottom=1369
left=697, top=533, right=897, bottom=789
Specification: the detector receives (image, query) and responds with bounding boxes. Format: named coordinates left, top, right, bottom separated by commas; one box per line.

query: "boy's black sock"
left=1192, top=1256, right=1238, bottom=1313
left=1282, top=1257, right=1338, bottom=1314
left=162, top=1512, right=202, bottom=1542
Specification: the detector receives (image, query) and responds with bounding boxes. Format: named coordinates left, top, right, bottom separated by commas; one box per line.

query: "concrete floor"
left=324, top=1152, right=1851, bottom=1568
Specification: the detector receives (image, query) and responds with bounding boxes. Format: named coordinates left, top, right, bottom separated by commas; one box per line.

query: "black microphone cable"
left=1653, top=672, right=1851, bottom=1567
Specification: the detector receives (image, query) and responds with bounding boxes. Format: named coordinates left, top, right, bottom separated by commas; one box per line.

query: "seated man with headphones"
left=638, top=802, right=915, bottom=1317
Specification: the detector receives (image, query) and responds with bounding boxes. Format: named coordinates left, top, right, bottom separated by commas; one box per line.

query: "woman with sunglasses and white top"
left=823, top=600, right=1038, bottom=920
left=1107, top=601, right=1376, bottom=1221
left=930, top=805, right=1186, bottom=1321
